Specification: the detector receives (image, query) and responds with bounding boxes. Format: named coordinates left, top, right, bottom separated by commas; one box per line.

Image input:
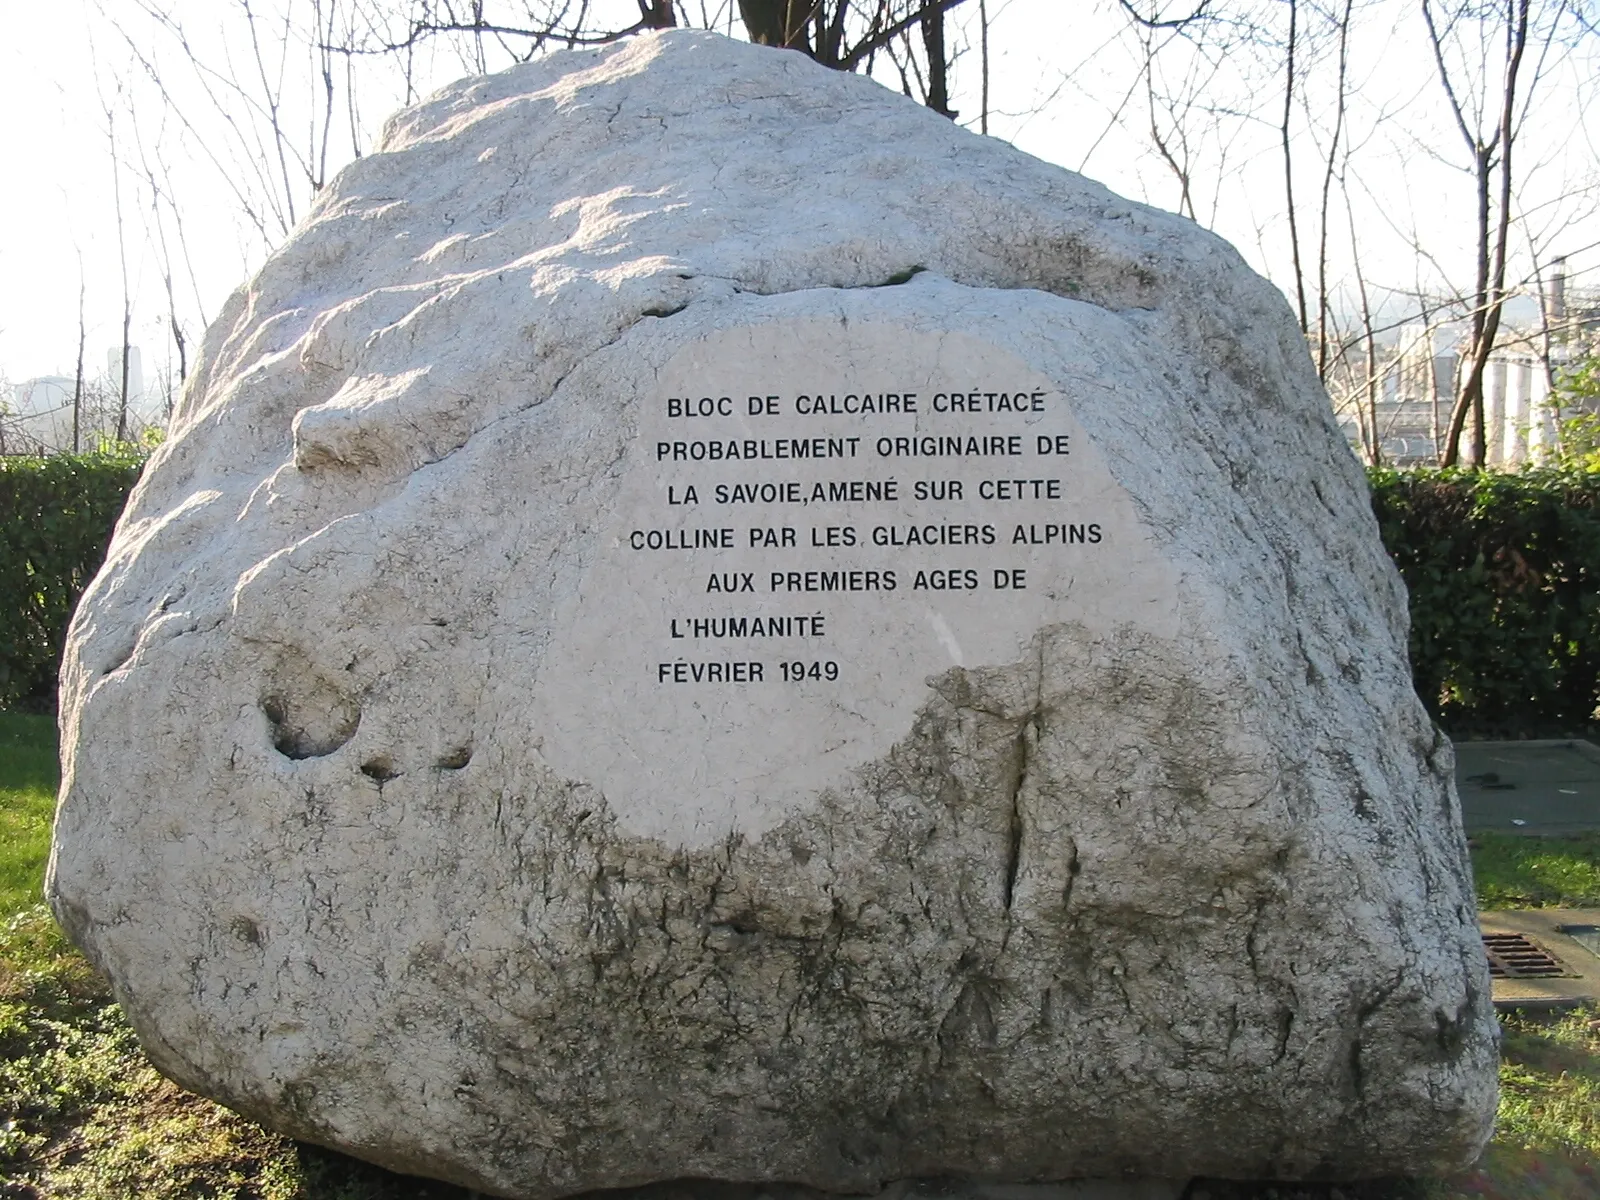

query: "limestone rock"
left=49, top=30, right=1495, bottom=1197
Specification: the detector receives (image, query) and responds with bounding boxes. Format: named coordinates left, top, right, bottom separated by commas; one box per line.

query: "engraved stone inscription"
left=528, top=321, right=1179, bottom=843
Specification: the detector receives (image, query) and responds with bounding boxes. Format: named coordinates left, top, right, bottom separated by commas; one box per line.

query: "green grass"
left=3, top=713, right=1599, bottom=1198
left=0, top=907, right=470, bottom=1198
left=1432, top=1009, right=1600, bottom=1199
left=1470, top=833, right=1600, bottom=910
left=0, top=713, right=58, bottom=920
left=0, top=716, right=471, bottom=1197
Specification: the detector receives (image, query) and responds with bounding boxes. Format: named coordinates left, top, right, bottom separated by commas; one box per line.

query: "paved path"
left=1454, top=739, right=1600, bottom=834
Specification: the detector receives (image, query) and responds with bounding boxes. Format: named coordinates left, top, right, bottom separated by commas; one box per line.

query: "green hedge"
left=1368, top=465, right=1600, bottom=737
left=0, top=451, right=146, bottom=711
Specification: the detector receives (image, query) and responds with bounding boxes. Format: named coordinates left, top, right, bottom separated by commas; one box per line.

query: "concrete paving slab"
left=1478, top=908, right=1600, bottom=1011
left=1453, top=739, right=1600, bottom=834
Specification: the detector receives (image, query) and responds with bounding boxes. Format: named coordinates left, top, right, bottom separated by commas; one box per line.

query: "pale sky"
left=2, top=0, right=1596, bottom=399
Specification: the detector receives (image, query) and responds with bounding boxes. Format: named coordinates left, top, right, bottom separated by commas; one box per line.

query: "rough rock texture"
left=49, top=30, right=1495, bottom=1198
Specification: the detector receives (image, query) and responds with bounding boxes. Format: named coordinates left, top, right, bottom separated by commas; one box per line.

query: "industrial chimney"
left=1548, top=256, right=1568, bottom=330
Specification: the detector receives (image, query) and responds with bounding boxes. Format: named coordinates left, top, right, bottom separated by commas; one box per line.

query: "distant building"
left=4, top=345, right=164, bottom=454
left=106, top=346, right=144, bottom=408
left=1335, top=262, right=1597, bottom=467
left=14, top=376, right=76, bottom=411
left=1378, top=331, right=1557, bottom=466
left=5, top=375, right=79, bottom=454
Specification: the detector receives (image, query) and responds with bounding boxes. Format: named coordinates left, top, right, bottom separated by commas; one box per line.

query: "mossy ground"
left=3, top=715, right=1598, bottom=1198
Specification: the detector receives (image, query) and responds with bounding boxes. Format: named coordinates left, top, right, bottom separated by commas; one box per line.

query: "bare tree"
left=106, top=100, right=133, bottom=444
left=74, top=0, right=1595, bottom=482
left=1346, top=177, right=1382, bottom=465
left=343, top=1, right=972, bottom=106
left=131, top=117, right=193, bottom=393
left=74, top=257, right=87, bottom=455
left=1425, top=0, right=1536, bottom=468
left=1312, top=0, right=1354, bottom=381
left=73, top=0, right=985, bottom=446
left=96, top=0, right=977, bottom=298
left=1110, top=0, right=1593, bottom=477
left=1138, top=23, right=1249, bottom=225
left=978, top=0, right=989, bottom=133
left=100, top=0, right=377, bottom=250
left=920, top=1, right=956, bottom=117
left=1281, top=0, right=1309, bottom=333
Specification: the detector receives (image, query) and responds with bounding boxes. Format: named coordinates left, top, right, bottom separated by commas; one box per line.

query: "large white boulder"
left=49, top=30, right=1495, bottom=1196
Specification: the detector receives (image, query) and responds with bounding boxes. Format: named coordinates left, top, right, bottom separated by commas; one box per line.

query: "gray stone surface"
left=49, top=29, right=1495, bottom=1198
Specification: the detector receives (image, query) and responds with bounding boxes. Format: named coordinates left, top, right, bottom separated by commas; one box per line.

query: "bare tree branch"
left=1115, top=0, right=1212, bottom=32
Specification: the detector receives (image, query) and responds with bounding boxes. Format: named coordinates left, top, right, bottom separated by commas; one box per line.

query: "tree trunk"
left=1442, top=145, right=1494, bottom=468
left=1349, top=185, right=1380, bottom=466
left=641, top=0, right=677, bottom=28
left=1314, top=0, right=1353, bottom=382
left=739, top=0, right=812, bottom=51
left=1281, top=0, right=1309, bottom=335
left=979, top=0, right=990, bottom=133
left=110, top=107, right=132, bottom=445
left=1433, top=0, right=1530, bottom=469
left=921, top=4, right=955, bottom=118
left=74, top=270, right=86, bottom=455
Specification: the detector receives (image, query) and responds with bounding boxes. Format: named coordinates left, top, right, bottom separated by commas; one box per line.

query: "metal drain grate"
left=1483, top=932, right=1568, bottom=979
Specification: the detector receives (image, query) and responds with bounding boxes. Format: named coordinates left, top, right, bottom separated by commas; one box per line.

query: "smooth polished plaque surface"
left=531, top=320, right=1178, bottom=841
